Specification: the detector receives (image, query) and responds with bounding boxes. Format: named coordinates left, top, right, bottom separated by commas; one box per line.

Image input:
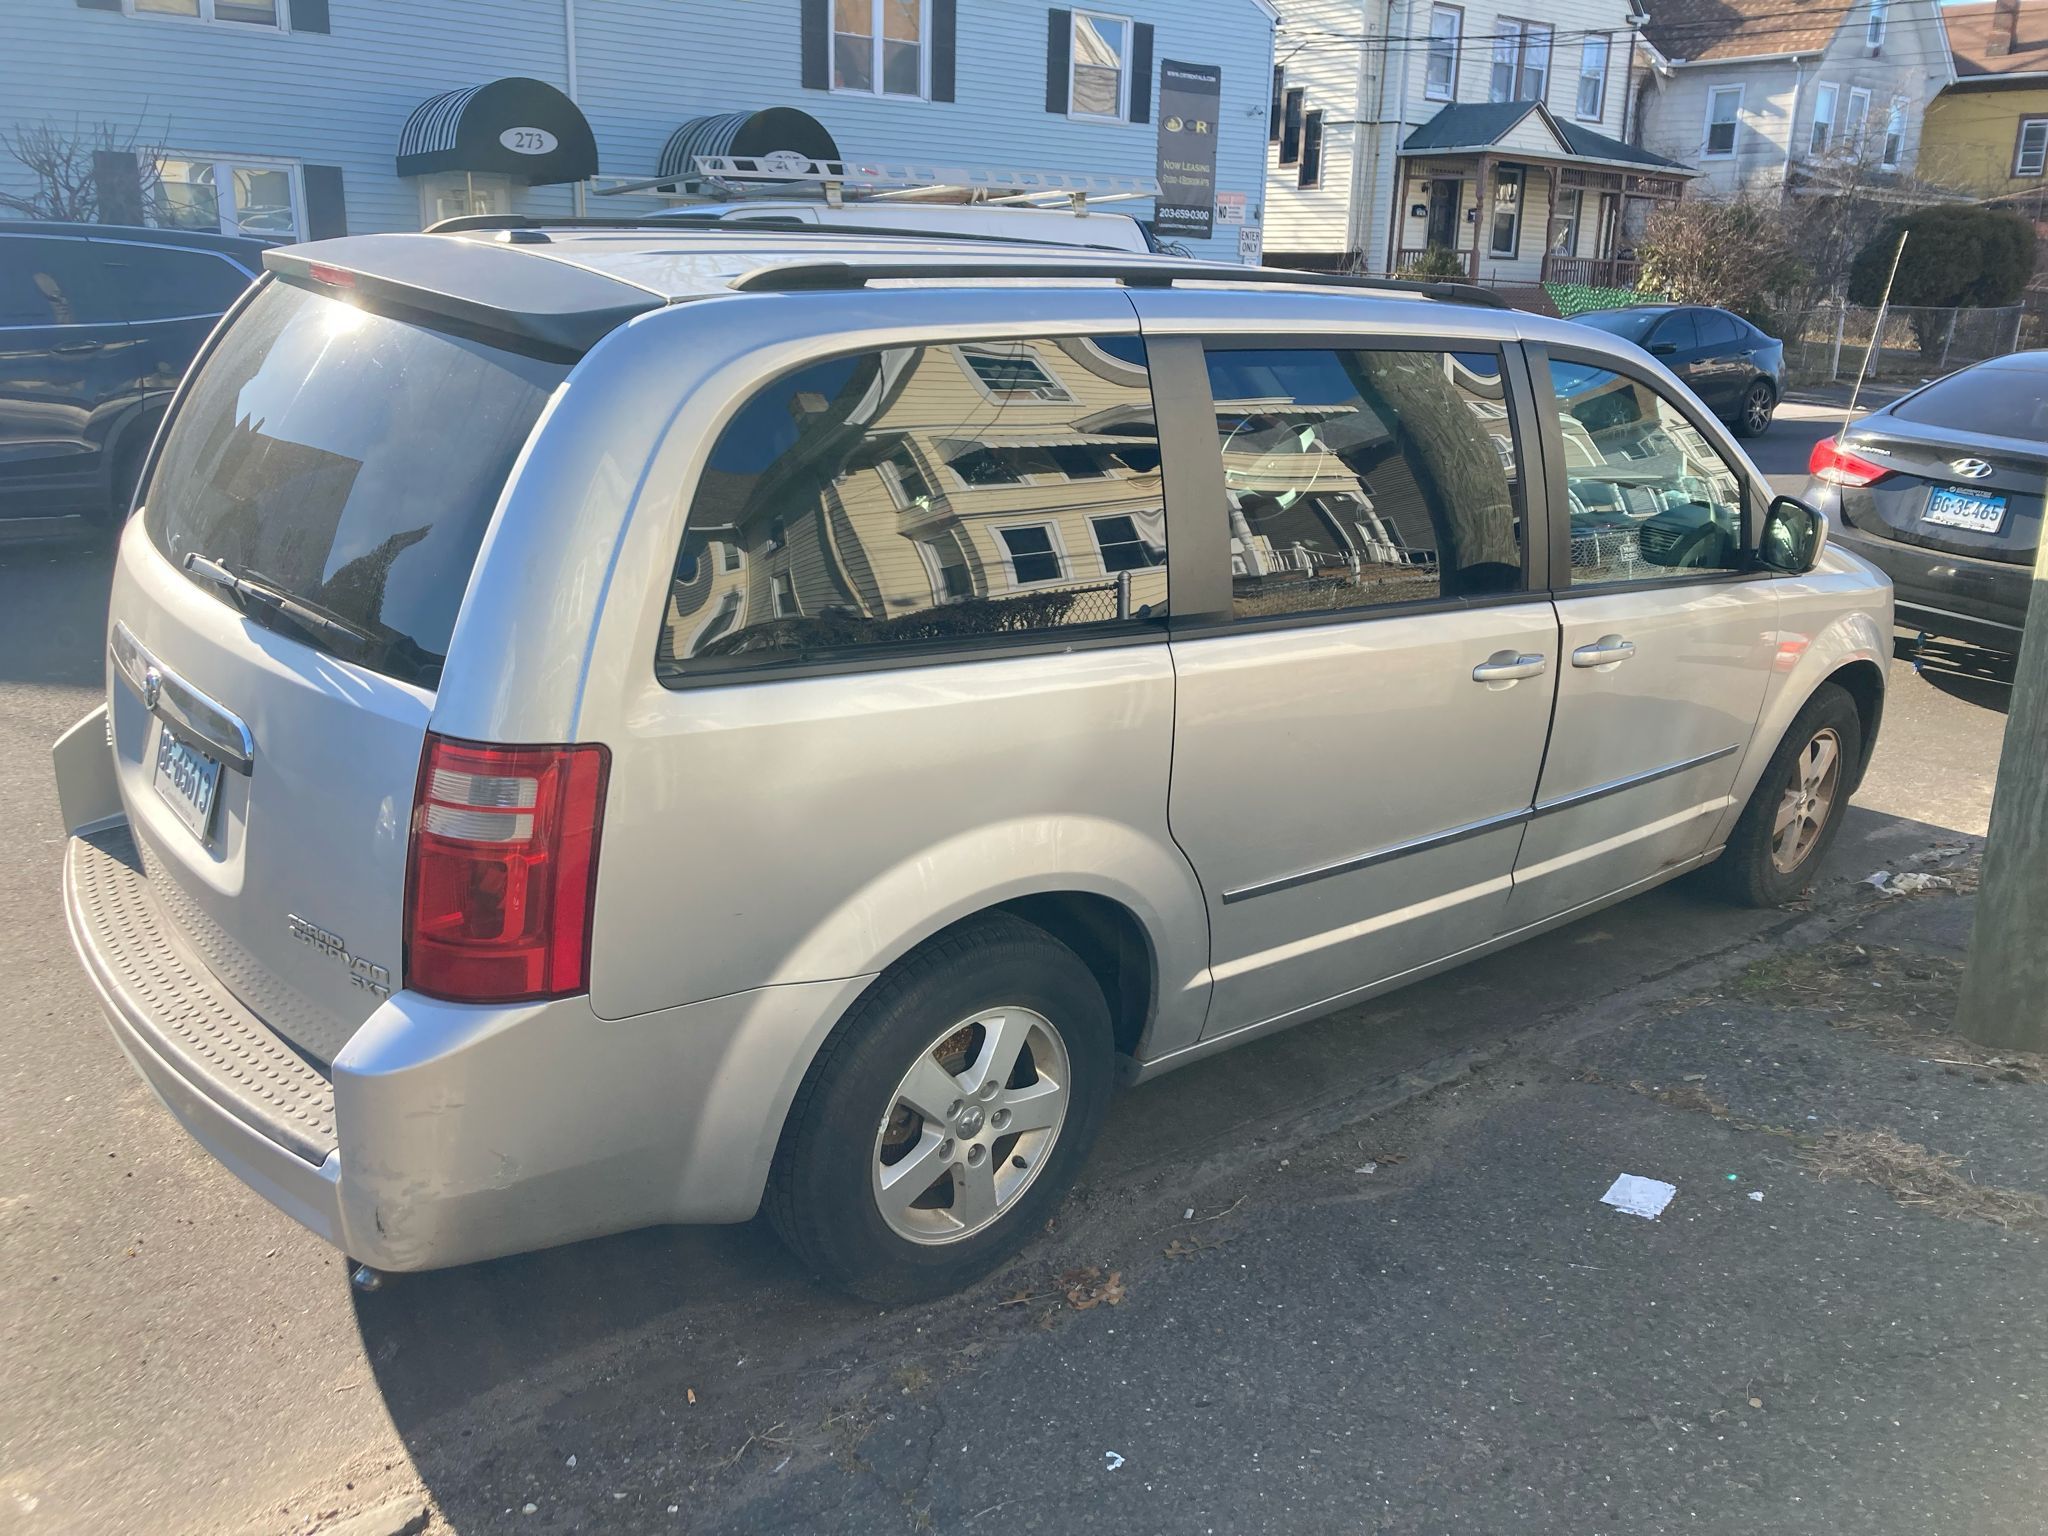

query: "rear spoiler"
left=265, top=234, right=664, bottom=357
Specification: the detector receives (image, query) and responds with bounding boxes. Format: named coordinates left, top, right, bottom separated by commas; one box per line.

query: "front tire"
left=1731, top=378, right=1776, bottom=439
left=1715, top=682, right=1861, bottom=906
left=766, top=914, right=1114, bottom=1303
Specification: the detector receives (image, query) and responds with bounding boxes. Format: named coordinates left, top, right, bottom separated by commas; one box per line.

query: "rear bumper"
left=1830, top=524, right=2029, bottom=651
left=64, top=822, right=872, bottom=1272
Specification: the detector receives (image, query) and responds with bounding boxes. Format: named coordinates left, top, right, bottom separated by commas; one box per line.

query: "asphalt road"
left=0, top=437, right=2015, bottom=1534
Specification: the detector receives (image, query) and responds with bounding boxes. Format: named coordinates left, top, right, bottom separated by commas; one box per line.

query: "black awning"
left=655, top=107, right=841, bottom=185
left=396, top=77, right=598, bottom=185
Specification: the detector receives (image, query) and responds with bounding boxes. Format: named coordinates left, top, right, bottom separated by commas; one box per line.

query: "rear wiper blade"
left=182, top=553, right=381, bottom=651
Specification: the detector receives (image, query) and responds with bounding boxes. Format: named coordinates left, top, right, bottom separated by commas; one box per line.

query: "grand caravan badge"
left=287, top=914, right=393, bottom=998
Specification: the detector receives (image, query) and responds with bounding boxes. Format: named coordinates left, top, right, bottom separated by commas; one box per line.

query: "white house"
left=1633, top=0, right=1957, bottom=198
left=1263, top=0, right=1694, bottom=285
left=1, top=0, right=1276, bottom=264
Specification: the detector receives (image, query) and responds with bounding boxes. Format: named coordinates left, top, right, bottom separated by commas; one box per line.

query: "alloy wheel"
left=870, top=1007, right=1071, bottom=1245
left=1771, top=726, right=1842, bottom=874
left=1745, top=383, right=1774, bottom=435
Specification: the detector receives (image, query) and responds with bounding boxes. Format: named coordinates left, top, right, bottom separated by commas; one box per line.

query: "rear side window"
left=656, top=336, right=1164, bottom=681
left=1650, top=310, right=1700, bottom=352
left=1892, top=364, right=2048, bottom=441
left=100, top=244, right=253, bottom=322
left=1204, top=346, right=1525, bottom=620
left=1696, top=309, right=1742, bottom=347
left=0, top=235, right=121, bottom=326
left=144, top=280, right=566, bottom=687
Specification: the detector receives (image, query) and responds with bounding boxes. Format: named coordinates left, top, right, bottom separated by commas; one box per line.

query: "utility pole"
left=1955, top=539, right=2048, bottom=1051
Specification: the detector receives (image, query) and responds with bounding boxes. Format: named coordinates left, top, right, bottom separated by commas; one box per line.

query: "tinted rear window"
left=1892, top=363, right=2048, bottom=442
left=1572, top=308, right=1660, bottom=344
left=143, top=280, right=565, bottom=687
left=102, top=244, right=253, bottom=321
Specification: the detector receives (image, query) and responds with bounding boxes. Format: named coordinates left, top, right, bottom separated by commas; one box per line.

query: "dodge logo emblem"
left=141, top=666, right=162, bottom=710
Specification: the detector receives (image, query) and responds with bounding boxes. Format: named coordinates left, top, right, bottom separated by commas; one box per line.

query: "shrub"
left=1847, top=205, right=2037, bottom=308
left=1636, top=197, right=1808, bottom=312
left=1397, top=244, right=1468, bottom=279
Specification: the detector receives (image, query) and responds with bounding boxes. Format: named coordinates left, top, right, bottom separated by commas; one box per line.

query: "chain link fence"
left=1775, top=301, right=2039, bottom=389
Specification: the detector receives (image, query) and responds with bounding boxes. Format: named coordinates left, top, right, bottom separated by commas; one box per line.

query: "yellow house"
left=1922, top=0, right=2048, bottom=194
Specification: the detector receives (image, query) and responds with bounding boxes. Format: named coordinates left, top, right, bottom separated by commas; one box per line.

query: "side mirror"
left=1649, top=341, right=1679, bottom=357
left=1758, top=494, right=1828, bottom=574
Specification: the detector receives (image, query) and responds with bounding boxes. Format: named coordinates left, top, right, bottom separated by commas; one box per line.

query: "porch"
left=1390, top=103, right=1694, bottom=287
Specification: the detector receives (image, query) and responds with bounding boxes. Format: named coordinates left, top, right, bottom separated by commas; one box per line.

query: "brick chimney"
left=1987, top=0, right=2020, bottom=57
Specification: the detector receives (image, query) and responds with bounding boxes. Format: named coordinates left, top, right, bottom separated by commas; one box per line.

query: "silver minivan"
left=55, top=230, right=1892, bottom=1301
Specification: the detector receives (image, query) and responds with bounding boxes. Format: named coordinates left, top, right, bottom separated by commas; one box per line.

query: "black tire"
left=1715, top=682, right=1862, bottom=906
left=766, top=913, right=1114, bottom=1304
left=1731, top=378, right=1776, bottom=439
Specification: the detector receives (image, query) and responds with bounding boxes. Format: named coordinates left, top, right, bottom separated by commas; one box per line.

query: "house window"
left=1298, top=110, right=1326, bottom=189
left=1489, top=167, right=1523, bottom=256
left=154, top=155, right=303, bottom=240
left=1489, top=20, right=1551, bottom=104
left=1704, top=85, right=1742, bottom=158
left=997, top=524, right=1065, bottom=586
left=1069, top=10, right=1131, bottom=121
left=1867, top=0, right=1888, bottom=49
left=957, top=343, right=1073, bottom=403
left=130, top=0, right=283, bottom=27
left=834, top=0, right=926, bottom=98
left=1576, top=35, right=1609, bottom=121
left=1551, top=187, right=1582, bottom=254
left=720, top=541, right=744, bottom=572
left=920, top=533, right=974, bottom=602
left=1882, top=96, right=1907, bottom=168
left=1270, top=65, right=1286, bottom=141
left=1845, top=86, right=1872, bottom=153
left=771, top=570, right=799, bottom=618
left=693, top=589, right=742, bottom=650
left=2016, top=117, right=2048, bottom=177
left=878, top=439, right=934, bottom=508
left=1427, top=6, right=1463, bottom=101
left=1810, top=83, right=1838, bottom=156
left=1091, top=513, right=1164, bottom=572
left=1280, top=87, right=1306, bottom=164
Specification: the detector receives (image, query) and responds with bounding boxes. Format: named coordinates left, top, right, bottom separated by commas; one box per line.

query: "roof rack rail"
left=424, top=213, right=1132, bottom=250
left=728, top=258, right=1509, bottom=309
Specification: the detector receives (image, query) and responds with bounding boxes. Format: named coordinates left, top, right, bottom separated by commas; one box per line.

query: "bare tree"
left=1636, top=195, right=1808, bottom=315
left=0, top=116, right=167, bottom=224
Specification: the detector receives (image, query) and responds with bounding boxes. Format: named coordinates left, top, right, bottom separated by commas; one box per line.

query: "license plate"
left=1923, top=486, right=2006, bottom=533
left=153, top=726, right=222, bottom=842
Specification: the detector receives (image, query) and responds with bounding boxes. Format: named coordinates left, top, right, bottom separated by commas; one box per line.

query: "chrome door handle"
left=1572, top=635, right=1637, bottom=669
left=1472, top=650, right=1548, bottom=684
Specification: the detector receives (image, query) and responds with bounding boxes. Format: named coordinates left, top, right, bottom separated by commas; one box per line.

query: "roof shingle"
left=1642, top=0, right=1853, bottom=64
left=1944, top=0, right=2048, bottom=77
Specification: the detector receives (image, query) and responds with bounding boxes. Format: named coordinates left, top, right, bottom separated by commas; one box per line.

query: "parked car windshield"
left=1572, top=308, right=1663, bottom=344
left=141, top=279, right=566, bottom=688
left=1891, top=360, right=2048, bottom=442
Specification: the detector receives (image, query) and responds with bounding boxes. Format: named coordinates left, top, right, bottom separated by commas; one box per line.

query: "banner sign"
left=1154, top=59, right=1221, bottom=240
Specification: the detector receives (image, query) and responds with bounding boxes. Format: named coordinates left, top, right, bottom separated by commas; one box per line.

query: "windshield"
left=1572, top=309, right=1663, bottom=344
left=1892, top=360, right=2048, bottom=442
left=142, top=279, right=566, bottom=688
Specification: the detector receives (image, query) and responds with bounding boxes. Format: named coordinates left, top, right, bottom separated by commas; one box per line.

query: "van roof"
left=264, top=226, right=1529, bottom=357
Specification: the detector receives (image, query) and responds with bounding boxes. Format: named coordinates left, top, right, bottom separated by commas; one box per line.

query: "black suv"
left=1, top=221, right=268, bottom=534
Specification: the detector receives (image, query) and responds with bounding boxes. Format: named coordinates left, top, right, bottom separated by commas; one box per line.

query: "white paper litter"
left=1748, top=1191, right=1764, bottom=1202
left=1104, top=1451, right=1126, bottom=1471
left=1863, top=870, right=1892, bottom=889
left=1866, top=869, right=1953, bottom=897
left=1601, top=1173, right=1678, bottom=1220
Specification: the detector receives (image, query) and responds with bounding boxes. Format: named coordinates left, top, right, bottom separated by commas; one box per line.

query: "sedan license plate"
left=152, top=726, right=222, bottom=842
left=1923, top=486, right=2006, bottom=534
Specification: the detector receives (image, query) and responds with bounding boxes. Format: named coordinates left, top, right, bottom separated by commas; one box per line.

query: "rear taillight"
left=1809, top=436, right=1892, bottom=488
left=404, top=734, right=610, bottom=1004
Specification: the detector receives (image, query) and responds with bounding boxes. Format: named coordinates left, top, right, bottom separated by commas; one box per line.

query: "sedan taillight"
left=404, top=734, right=610, bottom=1004
left=1809, top=436, right=1893, bottom=488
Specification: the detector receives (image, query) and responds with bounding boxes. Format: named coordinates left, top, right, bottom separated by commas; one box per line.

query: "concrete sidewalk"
left=313, top=843, right=2048, bottom=1535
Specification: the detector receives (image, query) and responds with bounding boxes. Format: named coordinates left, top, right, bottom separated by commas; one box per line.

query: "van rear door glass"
left=143, top=280, right=566, bottom=687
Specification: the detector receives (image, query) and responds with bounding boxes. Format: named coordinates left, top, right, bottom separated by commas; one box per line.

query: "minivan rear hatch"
left=107, top=273, right=570, bottom=1063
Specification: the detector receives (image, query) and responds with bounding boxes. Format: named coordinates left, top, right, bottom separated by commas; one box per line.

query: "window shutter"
left=932, top=0, right=957, bottom=101
left=74, top=0, right=122, bottom=11
left=291, top=0, right=329, bottom=32
left=1130, top=23, right=1154, bottom=123
left=1046, top=9, right=1072, bottom=114
left=800, top=0, right=829, bottom=91
left=92, top=150, right=143, bottom=224
left=304, top=164, right=347, bottom=239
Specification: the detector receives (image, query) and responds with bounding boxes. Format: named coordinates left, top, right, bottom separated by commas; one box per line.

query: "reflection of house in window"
left=956, top=343, right=1074, bottom=403
left=1091, top=513, right=1165, bottom=572
left=878, top=439, right=934, bottom=508
left=719, top=540, right=743, bottom=572
left=918, top=531, right=976, bottom=602
left=997, top=524, right=1064, bottom=585
left=690, top=589, right=742, bottom=654
left=772, top=570, right=799, bottom=617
